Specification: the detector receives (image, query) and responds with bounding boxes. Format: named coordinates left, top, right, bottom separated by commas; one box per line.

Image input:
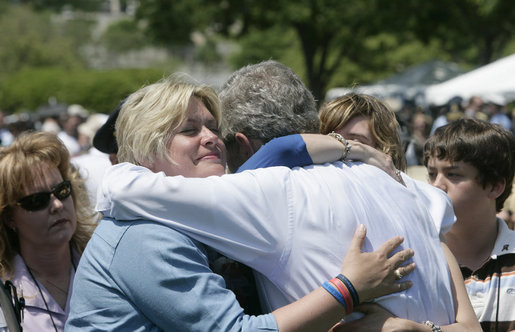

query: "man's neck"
left=227, top=134, right=264, bottom=173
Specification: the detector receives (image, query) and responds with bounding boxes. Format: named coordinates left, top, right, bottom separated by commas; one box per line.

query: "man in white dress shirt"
left=98, top=159, right=459, bottom=325
left=71, top=61, right=480, bottom=330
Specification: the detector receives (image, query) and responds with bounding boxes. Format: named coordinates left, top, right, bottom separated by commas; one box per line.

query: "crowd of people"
left=0, top=60, right=513, bottom=331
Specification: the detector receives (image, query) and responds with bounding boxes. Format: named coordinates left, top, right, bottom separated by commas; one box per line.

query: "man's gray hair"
left=219, top=60, right=319, bottom=144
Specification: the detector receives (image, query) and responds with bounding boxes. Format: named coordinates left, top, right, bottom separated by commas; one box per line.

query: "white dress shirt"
left=97, top=161, right=456, bottom=325
left=71, top=148, right=112, bottom=206
left=400, top=172, right=456, bottom=235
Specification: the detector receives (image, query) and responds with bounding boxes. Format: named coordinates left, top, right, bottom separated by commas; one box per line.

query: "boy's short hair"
left=424, top=118, right=515, bottom=211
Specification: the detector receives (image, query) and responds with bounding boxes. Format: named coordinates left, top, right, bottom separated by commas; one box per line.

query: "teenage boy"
left=424, top=118, right=515, bottom=331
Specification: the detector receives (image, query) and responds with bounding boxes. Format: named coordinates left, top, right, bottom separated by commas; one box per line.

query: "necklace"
left=26, top=266, right=59, bottom=332
left=23, top=246, right=77, bottom=332
left=26, top=268, right=69, bottom=295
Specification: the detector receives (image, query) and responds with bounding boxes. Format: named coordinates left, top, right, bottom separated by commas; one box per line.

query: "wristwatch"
left=423, top=320, right=442, bottom=332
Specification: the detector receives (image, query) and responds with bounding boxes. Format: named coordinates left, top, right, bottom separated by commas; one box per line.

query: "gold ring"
left=394, top=269, right=403, bottom=280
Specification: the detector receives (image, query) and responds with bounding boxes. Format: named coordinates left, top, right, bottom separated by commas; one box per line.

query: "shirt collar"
left=9, top=254, right=76, bottom=314
left=491, top=218, right=515, bottom=258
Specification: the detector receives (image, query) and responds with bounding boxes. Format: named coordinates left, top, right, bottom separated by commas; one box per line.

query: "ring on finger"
left=394, top=268, right=403, bottom=280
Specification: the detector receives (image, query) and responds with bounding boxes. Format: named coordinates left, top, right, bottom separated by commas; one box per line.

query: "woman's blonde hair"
left=116, top=74, right=221, bottom=166
left=319, top=93, right=406, bottom=171
left=0, top=131, right=98, bottom=276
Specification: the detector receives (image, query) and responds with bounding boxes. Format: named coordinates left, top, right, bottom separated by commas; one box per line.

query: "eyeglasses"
left=16, top=180, right=72, bottom=211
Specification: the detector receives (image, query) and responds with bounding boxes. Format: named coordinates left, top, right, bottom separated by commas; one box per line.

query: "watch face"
left=423, top=321, right=442, bottom=332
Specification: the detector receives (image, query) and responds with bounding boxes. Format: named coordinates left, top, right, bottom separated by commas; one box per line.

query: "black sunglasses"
left=16, top=180, right=72, bottom=211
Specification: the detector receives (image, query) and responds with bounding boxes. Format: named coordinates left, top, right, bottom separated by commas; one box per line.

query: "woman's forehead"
left=22, top=163, right=62, bottom=192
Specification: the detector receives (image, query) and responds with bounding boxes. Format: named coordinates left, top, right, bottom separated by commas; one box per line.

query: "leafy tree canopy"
left=0, top=4, right=86, bottom=77
left=3, top=0, right=104, bottom=12
left=100, top=18, right=151, bottom=52
left=376, top=0, right=515, bottom=65
left=135, top=0, right=515, bottom=102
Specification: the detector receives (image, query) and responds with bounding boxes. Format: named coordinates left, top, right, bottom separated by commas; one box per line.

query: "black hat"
left=93, top=99, right=125, bottom=154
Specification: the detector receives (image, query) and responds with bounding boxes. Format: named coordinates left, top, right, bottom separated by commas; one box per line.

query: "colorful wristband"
left=329, top=278, right=353, bottom=314
left=322, top=281, right=349, bottom=313
left=337, top=274, right=360, bottom=305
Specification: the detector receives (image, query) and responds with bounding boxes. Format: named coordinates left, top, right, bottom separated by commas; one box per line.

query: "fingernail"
left=359, top=224, right=365, bottom=232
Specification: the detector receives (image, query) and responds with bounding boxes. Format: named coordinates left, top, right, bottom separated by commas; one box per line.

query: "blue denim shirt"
left=65, top=218, right=277, bottom=331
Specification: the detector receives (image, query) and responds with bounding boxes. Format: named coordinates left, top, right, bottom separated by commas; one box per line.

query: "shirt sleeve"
left=406, top=176, right=456, bottom=235
left=96, top=163, right=294, bottom=276
left=237, top=134, right=313, bottom=172
left=115, top=223, right=278, bottom=331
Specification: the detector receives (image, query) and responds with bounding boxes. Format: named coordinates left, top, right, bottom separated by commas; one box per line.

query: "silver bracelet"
left=423, top=321, right=442, bottom=332
left=327, top=131, right=351, bottom=161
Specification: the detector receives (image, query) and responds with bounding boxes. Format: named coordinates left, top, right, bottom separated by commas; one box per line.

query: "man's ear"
left=488, top=179, right=506, bottom=200
left=228, top=132, right=264, bottom=172
left=235, top=132, right=255, bottom=158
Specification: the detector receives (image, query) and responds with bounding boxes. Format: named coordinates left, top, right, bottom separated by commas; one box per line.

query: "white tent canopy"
left=424, top=53, right=515, bottom=106
left=325, top=61, right=464, bottom=104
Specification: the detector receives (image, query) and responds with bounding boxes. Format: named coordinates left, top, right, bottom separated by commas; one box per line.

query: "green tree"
left=8, top=0, right=104, bottom=12
left=136, top=0, right=389, bottom=102
left=135, top=0, right=515, bottom=102
left=136, top=0, right=212, bottom=46
left=100, top=19, right=150, bottom=53
left=229, top=27, right=301, bottom=71
left=0, top=4, right=87, bottom=77
left=0, top=67, right=164, bottom=113
left=377, top=0, right=515, bottom=65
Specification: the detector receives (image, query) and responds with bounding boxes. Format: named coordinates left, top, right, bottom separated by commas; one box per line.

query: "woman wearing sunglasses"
left=0, top=131, right=97, bottom=332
